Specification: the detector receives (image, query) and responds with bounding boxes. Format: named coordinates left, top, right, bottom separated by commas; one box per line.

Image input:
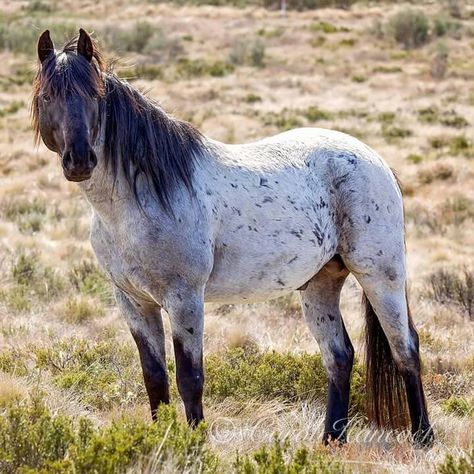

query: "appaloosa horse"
left=32, top=29, right=433, bottom=446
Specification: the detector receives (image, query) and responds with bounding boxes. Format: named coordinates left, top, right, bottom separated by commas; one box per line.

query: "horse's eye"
left=42, top=94, right=51, bottom=103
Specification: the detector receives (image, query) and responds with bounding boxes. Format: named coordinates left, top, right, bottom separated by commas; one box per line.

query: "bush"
left=424, top=267, right=474, bottom=319
left=69, top=260, right=112, bottom=304
left=382, top=124, right=412, bottom=141
left=0, top=397, right=217, bottom=474
left=0, top=251, right=65, bottom=311
left=61, top=296, right=105, bottom=324
left=387, top=9, right=429, bottom=49
left=176, top=58, right=235, bottom=78
left=233, top=436, right=347, bottom=474
left=34, top=338, right=144, bottom=410
left=1, top=197, right=48, bottom=234
left=441, top=396, right=474, bottom=417
left=437, top=446, right=474, bottom=474
left=205, top=346, right=366, bottom=414
left=229, top=39, right=266, bottom=68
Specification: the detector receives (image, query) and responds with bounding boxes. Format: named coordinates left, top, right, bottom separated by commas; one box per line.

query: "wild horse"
left=32, top=29, right=433, bottom=446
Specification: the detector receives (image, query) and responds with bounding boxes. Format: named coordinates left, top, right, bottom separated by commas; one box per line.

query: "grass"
left=1, top=1, right=474, bottom=472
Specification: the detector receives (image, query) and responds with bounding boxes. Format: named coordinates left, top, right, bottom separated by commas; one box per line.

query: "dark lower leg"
left=323, top=340, right=354, bottom=444
left=173, top=338, right=204, bottom=427
left=131, top=331, right=170, bottom=419
left=403, top=370, right=433, bottom=447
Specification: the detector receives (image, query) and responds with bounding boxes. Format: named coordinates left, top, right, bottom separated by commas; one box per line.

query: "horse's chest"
left=90, top=218, right=160, bottom=301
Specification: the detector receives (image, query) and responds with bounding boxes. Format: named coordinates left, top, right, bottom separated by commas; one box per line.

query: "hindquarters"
left=336, top=164, right=433, bottom=445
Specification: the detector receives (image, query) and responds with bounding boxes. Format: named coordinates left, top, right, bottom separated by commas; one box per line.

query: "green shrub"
left=244, top=93, right=262, bottom=103
left=437, top=446, right=474, bottom=474
left=34, top=338, right=144, bottom=410
left=406, top=153, right=423, bottom=164
left=309, top=21, right=349, bottom=34
left=0, top=251, right=65, bottom=311
left=387, top=9, right=429, bottom=49
left=61, top=296, right=105, bottom=324
left=229, top=39, right=266, bottom=68
left=1, top=197, right=49, bottom=234
left=0, top=397, right=217, bottom=474
left=176, top=58, right=235, bottom=78
left=263, top=109, right=302, bottom=131
left=382, top=124, right=412, bottom=141
left=205, top=346, right=365, bottom=414
left=372, top=66, right=403, bottom=73
left=69, top=260, right=112, bottom=304
left=233, top=436, right=347, bottom=474
left=440, top=110, right=469, bottom=128
left=441, top=396, right=474, bottom=417
left=418, top=106, right=439, bottom=123
left=0, top=100, right=24, bottom=118
left=102, top=22, right=154, bottom=54
left=304, top=106, right=333, bottom=122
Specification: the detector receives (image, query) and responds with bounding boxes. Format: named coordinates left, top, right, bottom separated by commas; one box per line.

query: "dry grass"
left=0, top=0, right=473, bottom=472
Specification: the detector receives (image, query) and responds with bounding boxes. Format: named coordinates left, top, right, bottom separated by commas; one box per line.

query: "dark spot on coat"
left=377, top=250, right=383, bottom=256
left=364, top=215, right=371, bottom=224
left=186, top=327, right=194, bottom=335
left=385, top=267, right=398, bottom=282
left=328, top=314, right=335, bottom=321
left=263, top=196, right=273, bottom=203
left=260, top=178, right=271, bottom=188
left=231, top=183, right=238, bottom=188
left=276, top=278, right=285, bottom=286
left=288, top=256, right=298, bottom=264
left=290, top=229, right=303, bottom=239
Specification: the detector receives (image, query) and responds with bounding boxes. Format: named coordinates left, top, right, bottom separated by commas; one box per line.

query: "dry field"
left=0, top=0, right=474, bottom=472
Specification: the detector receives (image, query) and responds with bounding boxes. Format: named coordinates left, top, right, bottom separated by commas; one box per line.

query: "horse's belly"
left=204, top=223, right=337, bottom=303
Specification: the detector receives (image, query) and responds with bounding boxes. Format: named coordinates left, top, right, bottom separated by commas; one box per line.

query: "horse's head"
left=33, top=29, right=105, bottom=182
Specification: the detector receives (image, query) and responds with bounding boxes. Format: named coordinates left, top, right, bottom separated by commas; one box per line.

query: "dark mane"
left=103, top=74, right=203, bottom=211
left=32, top=35, right=203, bottom=212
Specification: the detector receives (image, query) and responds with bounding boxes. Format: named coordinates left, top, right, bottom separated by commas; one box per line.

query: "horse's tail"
left=363, top=292, right=410, bottom=430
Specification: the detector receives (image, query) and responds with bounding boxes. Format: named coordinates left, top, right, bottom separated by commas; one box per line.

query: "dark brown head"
left=32, top=29, right=105, bottom=182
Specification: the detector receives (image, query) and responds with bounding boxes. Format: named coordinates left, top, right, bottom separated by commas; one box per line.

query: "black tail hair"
left=363, top=292, right=410, bottom=429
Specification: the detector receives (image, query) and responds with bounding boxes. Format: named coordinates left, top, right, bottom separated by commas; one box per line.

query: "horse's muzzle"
left=62, top=148, right=97, bottom=182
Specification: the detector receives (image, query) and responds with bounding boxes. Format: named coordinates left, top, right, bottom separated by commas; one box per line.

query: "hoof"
left=413, top=426, right=435, bottom=448
left=323, top=432, right=347, bottom=446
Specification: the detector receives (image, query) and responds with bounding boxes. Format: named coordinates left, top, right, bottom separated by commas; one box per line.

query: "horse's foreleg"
left=300, top=255, right=353, bottom=444
left=165, top=289, right=205, bottom=427
left=115, top=288, right=169, bottom=419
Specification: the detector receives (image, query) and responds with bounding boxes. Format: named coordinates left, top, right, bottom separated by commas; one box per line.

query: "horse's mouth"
left=63, top=171, right=92, bottom=182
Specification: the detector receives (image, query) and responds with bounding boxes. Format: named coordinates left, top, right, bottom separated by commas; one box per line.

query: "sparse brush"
left=233, top=436, right=347, bottom=473
left=387, top=9, right=429, bottom=49
left=69, top=260, right=113, bottom=304
left=424, top=267, right=474, bottom=319
left=229, top=39, right=266, bottom=68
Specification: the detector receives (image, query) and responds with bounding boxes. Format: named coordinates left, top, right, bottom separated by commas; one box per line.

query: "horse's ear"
left=38, top=30, right=54, bottom=64
left=77, top=28, right=93, bottom=62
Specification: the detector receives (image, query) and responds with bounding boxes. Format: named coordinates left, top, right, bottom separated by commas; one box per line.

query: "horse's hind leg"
left=300, top=255, right=353, bottom=444
left=342, top=244, right=434, bottom=446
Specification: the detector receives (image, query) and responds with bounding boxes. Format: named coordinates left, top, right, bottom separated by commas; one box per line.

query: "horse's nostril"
left=62, top=151, right=73, bottom=171
left=89, top=150, right=97, bottom=168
